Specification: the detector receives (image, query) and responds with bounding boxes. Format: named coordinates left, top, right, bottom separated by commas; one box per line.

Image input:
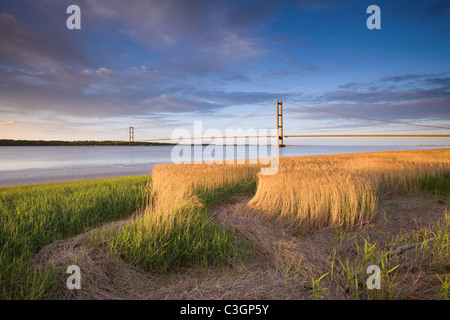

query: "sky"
left=0, top=0, right=449, bottom=145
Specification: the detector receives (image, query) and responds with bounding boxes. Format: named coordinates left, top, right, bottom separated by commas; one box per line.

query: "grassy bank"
left=0, top=175, right=150, bottom=299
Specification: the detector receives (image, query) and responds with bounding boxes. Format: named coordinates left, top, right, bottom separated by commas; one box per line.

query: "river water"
left=0, top=145, right=447, bottom=187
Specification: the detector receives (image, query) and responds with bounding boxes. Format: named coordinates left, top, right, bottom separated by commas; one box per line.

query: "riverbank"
left=1, top=149, right=449, bottom=300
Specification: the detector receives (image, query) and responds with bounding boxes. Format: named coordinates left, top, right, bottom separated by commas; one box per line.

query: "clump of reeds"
left=248, top=149, right=450, bottom=231
left=95, top=160, right=262, bottom=273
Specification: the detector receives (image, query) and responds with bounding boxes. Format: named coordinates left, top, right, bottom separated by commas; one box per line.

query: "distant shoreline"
left=0, top=139, right=261, bottom=147
left=0, top=139, right=176, bottom=146
left=1, top=139, right=448, bottom=147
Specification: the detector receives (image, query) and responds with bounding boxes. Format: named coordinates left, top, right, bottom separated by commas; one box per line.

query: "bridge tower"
left=276, top=100, right=286, bottom=147
left=129, top=126, right=134, bottom=146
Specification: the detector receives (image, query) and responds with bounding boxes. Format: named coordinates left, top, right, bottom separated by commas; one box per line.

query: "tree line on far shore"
left=0, top=139, right=176, bottom=146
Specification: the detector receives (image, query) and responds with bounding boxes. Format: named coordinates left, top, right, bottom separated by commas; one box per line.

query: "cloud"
left=380, top=74, right=428, bottom=83
left=96, top=67, right=111, bottom=74
left=0, top=1, right=288, bottom=121
left=0, top=62, right=290, bottom=119
left=84, top=0, right=266, bottom=59
left=288, top=73, right=450, bottom=127
left=225, top=0, right=282, bottom=30
left=263, top=65, right=323, bottom=78
left=1, top=1, right=449, bottom=140
left=200, top=31, right=264, bottom=58
left=0, top=12, right=86, bottom=70
left=323, top=88, right=450, bottom=104
left=0, top=12, right=52, bottom=69
left=0, top=120, right=15, bottom=126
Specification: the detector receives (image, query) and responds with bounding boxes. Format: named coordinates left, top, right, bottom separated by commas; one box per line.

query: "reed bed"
left=94, top=160, right=262, bottom=273
left=248, top=149, right=450, bottom=231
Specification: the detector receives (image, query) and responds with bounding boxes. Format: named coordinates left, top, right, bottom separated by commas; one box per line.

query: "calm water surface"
left=0, top=145, right=447, bottom=187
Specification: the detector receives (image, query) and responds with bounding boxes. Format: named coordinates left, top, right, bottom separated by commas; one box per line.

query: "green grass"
left=97, top=206, right=250, bottom=273
left=326, top=210, right=450, bottom=300
left=0, top=175, right=151, bottom=299
left=419, top=175, right=450, bottom=196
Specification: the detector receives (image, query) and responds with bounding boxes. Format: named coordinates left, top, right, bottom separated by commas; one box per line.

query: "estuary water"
left=0, top=145, right=447, bottom=187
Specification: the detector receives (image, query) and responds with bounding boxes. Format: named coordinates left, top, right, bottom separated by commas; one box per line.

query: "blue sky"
left=0, top=0, right=449, bottom=145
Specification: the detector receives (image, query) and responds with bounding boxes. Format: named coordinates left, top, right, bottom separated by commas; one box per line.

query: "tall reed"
left=96, top=161, right=261, bottom=273
left=248, top=149, right=450, bottom=231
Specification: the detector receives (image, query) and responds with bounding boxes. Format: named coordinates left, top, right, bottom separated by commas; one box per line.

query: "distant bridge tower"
left=129, top=126, right=134, bottom=146
left=276, top=100, right=285, bottom=147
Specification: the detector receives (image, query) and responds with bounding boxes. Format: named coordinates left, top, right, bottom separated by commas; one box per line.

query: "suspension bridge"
left=127, top=100, right=450, bottom=146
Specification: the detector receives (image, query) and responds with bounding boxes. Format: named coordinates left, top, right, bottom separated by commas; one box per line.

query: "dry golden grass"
left=248, top=149, right=450, bottom=231
left=141, top=160, right=262, bottom=232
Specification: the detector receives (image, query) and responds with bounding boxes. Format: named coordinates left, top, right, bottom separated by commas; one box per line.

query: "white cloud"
left=96, top=67, right=111, bottom=74
left=201, top=32, right=263, bottom=58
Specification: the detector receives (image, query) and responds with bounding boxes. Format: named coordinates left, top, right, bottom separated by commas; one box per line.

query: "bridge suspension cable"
left=285, top=101, right=450, bottom=130
left=217, top=102, right=274, bottom=130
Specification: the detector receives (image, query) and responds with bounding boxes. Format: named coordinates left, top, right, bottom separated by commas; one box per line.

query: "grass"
left=248, top=148, right=450, bottom=231
left=0, top=175, right=150, bottom=299
left=292, top=173, right=449, bottom=300
left=85, top=148, right=449, bottom=299
left=91, top=161, right=261, bottom=273
left=2, top=148, right=449, bottom=299
left=329, top=212, right=450, bottom=300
